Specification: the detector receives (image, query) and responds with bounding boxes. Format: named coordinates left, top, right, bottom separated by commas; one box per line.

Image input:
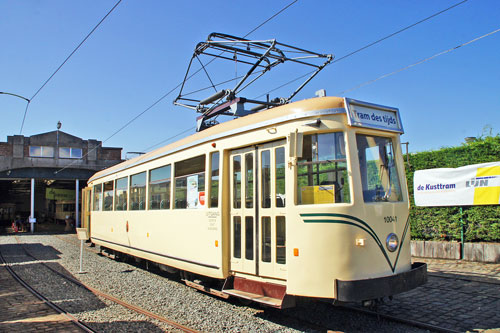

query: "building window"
left=149, top=165, right=171, bottom=210
left=59, top=147, right=82, bottom=159
left=115, top=177, right=128, bottom=211
left=29, top=146, right=54, bottom=158
left=174, top=155, right=205, bottom=209
left=103, top=181, right=114, bottom=211
left=130, top=172, right=146, bottom=210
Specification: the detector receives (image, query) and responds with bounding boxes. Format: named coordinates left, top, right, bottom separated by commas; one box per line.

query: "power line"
left=333, top=0, right=469, bottom=64
left=338, top=27, right=500, bottom=95
left=123, top=1, right=299, bottom=151
left=142, top=127, right=196, bottom=152
left=19, top=0, right=122, bottom=134
left=243, top=0, right=298, bottom=38
left=54, top=1, right=297, bottom=175
left=258, top=0, right=469, bottom=98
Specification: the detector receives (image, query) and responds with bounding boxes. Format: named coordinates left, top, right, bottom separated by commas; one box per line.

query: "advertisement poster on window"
left=414, top=161, right=500, bottom=207
left=187, top=175, right=204, bottom=209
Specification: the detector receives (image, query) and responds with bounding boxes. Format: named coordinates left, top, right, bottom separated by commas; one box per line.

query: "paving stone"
left=0, top=265, right=85, bottom=332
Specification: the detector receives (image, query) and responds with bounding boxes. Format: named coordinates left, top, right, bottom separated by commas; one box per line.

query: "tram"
left=83, top=95, right=427, bottom=308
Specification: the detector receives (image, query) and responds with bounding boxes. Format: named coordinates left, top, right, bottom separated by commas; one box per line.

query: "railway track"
left=2, top=235, right=198, bottom=333
left=56, top=234, right=434, bottom=332
left=10, top=234, right=496, bottom=332
left=58, top=234, right=472, bottom=332
left=0, top=247, right=95, bottom=332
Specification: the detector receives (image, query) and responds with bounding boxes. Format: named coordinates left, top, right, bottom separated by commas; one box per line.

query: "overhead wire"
left=55, top=0, right=298, bottom=174
left=19, top=0, right=122, bottom=134
left=338, top=27, right=500, bottom=95
left=332, top=0, right=469, bottom=64
left=145, top=0, right=468, bottom=152
left=256, top=0, right=470, bottom=99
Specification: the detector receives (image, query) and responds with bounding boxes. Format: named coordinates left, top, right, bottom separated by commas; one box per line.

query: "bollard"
left=76, top=228, right=89, bottom=274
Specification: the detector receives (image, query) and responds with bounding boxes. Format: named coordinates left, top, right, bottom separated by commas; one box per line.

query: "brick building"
left=0, top=130, right=122, bottom=229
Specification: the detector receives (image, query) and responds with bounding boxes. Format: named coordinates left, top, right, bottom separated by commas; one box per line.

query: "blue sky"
left=1, top=0, right=499, bottom=157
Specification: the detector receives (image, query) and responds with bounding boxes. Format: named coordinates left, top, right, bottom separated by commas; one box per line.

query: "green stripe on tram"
left=300, top=213, right=410, bottom=273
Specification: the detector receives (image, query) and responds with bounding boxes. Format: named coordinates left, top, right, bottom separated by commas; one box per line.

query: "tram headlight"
left=386, top=233, right=399, bottom=252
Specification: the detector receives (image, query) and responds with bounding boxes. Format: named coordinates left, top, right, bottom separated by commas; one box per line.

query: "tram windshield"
left=297, top=132, right=351, bottom=204
left=356, top=134, right=403, bottom=202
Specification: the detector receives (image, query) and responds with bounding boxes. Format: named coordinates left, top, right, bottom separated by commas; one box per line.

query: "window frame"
left=355, top=133, right=403, bottom=203
left=130, top=171, right=147, bottom=211
left=29, top=145, right=54, bottom=158
left=103, top=181, right=114, bottom=211
left=114, top=176, right=128, bottom=211
left=59, top=147, right=83, bottom=159
left=92, top=183, right=102, bottom=211
left=296, top=131, right=351, bottom=205
left=174, top=155, right=206, bottom=209
left=209, top=152, right=220, bottom=208
left=149, top=164, right=171, bottom=210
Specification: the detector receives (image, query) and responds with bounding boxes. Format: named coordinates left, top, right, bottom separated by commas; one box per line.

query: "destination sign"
left=344, top=98, right=404, bottom=133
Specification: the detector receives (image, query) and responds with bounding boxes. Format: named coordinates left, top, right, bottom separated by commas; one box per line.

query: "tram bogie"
left=84, top=96, right=427, bottom=308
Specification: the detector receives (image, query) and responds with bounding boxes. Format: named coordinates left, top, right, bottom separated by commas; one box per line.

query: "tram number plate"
left=384, top=216, right=398, bottom=223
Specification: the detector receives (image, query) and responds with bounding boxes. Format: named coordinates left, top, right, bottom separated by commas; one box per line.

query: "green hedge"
left=405, top=135, right=500, bottom=242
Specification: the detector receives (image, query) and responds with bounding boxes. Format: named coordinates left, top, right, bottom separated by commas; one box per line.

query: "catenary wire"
left=54, top=0, right=298, bottom=174
left=256, top=0, right=470, bottom=99
left=332, top=0, right=469, bottom=64
left=338, top=27, right=500, bottom=95
left=19, top=0, right=122, bottom=135
left=134, top=0, right=468, bottom=154
left=142, top=127, right=196, bottom=152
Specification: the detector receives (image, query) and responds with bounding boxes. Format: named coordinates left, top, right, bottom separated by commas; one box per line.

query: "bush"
left=406, top=135, right=500, bottom=242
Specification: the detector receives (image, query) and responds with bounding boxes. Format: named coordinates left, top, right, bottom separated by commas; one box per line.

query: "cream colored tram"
left=84, top=96, right=426, bottom=308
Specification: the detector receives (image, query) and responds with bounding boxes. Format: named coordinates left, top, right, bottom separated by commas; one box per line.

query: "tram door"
left=230, top=140, right=287, bottom=280
left=81, top=187, right=92, bottom=234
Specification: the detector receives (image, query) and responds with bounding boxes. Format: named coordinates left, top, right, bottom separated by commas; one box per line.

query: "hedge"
left=405, top=135, right=500, bottom=242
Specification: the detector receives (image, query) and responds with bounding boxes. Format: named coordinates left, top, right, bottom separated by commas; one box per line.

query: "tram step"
left=223, top=288, right=284, bottom=307
left=222, top=276, right=295, bottom=309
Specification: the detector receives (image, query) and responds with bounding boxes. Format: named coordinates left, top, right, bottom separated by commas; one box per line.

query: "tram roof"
left=89, top=96, right=345, bottom=183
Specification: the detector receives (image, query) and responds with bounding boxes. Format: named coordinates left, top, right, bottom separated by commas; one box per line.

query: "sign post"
left=76, top=228, right=89, bottom=274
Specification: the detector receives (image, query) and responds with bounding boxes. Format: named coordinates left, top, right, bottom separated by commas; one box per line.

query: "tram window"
left=233, top=156, right=241, bottom=209
left=275, top=147, right=286, bottom=207
left=297, top=132, right=351, bottom=205
left=103, top=181, right=114, bottom=211
left=245, top=216, right=254, bottom=260
left=209, top=152, right=219, bottom=208
left=262, top=217, right=271, bottom=262
left=356, top=134, right=403, bottom=202
left=245, top=153, right=254, bottom=208
left=130, top=172, right=146, bottom=210
left=149, top=165, right=171, bottom=210
left=233, top=216, right=241, bottom=259
left=115, top=177, right=128, bottom=211
left=174, top=155, right=205, bottom=209
left=92, top=184, right=102, bottom=211
left=276, top=216, right=286, bottom=264
left=261, top=150, right=271, bottom=208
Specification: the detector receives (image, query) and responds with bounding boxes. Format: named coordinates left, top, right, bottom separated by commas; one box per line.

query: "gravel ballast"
left=0, top=233, right=428, bottom=332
